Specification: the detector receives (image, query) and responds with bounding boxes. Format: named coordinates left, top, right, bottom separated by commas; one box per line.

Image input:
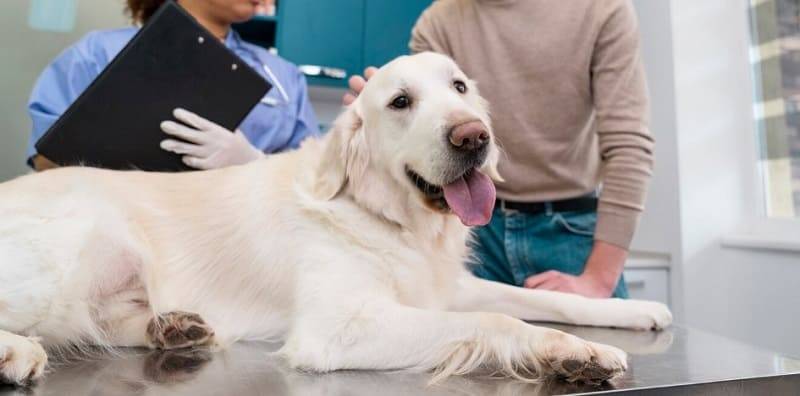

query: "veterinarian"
left=27, top=0, right=318, bottom=171
left=346, top=0, right=651, bottom=299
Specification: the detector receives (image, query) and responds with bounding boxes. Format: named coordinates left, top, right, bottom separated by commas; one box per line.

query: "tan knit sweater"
left=410, top=0, right=653, bottom=248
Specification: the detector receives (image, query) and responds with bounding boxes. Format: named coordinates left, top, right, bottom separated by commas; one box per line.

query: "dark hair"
left=125, top=0, right=168, bottom=24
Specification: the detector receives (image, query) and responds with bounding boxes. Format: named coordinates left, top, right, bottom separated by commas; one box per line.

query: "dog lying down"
left=0, top=52, right=671, bottom=386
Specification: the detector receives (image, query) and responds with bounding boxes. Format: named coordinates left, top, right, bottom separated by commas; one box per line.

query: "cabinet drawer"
left=622, top=269, right=669, bottom=306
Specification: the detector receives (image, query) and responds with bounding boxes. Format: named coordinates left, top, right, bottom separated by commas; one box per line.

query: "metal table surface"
left=2, top=324, right=798, bottom=396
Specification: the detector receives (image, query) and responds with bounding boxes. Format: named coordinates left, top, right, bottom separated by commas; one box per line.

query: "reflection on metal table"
left=1, top=324, right=798, bottom=395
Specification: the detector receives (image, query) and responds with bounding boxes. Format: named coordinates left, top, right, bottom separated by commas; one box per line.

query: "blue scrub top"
left=27, top=27, right=320, bottom=167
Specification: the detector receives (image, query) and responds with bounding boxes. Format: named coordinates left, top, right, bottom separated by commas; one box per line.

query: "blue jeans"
left=468, top=205, right=629, bottom=298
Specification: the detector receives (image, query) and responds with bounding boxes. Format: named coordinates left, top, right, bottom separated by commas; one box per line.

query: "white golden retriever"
left=0, top=52, right=671, bottom=386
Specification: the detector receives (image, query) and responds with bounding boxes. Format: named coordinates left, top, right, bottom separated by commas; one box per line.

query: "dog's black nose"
left=449, top=121, right=489, bottom=152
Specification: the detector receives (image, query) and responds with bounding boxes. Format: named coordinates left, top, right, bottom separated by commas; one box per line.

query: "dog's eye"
left=389, top=95, right=411, bottom=110
left=454, top=80, right=468, bottom=94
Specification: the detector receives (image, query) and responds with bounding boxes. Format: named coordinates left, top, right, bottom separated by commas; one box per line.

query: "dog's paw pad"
left=560, top=359, right=584, bottom=373
left=582, top=362, right=615, bottom=379
left=0, top=337, right=47, bottom=386
left=542, top=336, right=626, bottom=385
left=147, top=311, right=215, bottom=350
left=552, top=358, right=621, bottom=385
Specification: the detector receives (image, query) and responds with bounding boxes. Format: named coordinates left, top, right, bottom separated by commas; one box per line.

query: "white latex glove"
left=160, top=108, right=264, bottom=170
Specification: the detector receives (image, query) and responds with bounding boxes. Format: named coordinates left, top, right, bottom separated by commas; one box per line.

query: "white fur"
left=0, top=53, right=671, bottom=385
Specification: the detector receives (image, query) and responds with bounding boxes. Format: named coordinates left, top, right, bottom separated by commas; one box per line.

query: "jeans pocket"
left=553, top=212, right=597, bottom=237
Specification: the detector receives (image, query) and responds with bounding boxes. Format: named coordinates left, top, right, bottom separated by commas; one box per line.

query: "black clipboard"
left=35, top=1, right=271, bottom=172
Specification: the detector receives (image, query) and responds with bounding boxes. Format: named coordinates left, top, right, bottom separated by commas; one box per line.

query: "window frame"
left=722, top=0, right=800, bottom=252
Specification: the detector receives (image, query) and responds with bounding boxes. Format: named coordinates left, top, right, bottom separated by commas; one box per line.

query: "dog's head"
left=312, top=52, right=502, bottom=227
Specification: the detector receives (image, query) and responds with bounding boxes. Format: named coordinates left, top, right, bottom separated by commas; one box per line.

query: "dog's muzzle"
left=442, top=121, right=490, bottom=183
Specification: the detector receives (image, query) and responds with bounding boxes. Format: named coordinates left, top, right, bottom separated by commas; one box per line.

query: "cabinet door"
left=362, top=0, right=432, bottom=68
left=275, top=0, right=364, bottom=87
left=623, top=269, right=670, bottom=306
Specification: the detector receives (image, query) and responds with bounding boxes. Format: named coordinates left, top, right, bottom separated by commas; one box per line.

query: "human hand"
left=524, top=270, right=615, bottom=299
left=342, top=66, right=379, bottom=105
left=32, top=155, right=59, bottom=172
left=160, top=108, right=264, bottom=170
left=524, top=240, right=627, bottom=298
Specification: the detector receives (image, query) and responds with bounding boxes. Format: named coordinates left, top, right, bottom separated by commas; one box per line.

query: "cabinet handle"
left=626, top=280, right=646, bottom=289
left=299, top=65, right=347, bottom=80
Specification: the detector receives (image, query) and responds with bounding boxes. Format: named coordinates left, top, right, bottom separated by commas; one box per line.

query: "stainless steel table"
left=2, top=324, right=798, bottom=395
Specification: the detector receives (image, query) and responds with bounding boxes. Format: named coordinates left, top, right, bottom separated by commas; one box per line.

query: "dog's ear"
left=312, top=106, right=368, bottom=200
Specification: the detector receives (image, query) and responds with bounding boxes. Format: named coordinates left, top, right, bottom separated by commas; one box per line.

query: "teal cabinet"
left=274, top=0, right=432, bottom=87
left=363, top=0, right=432, bottom=68
left=275, top=0, right=365, bottom=87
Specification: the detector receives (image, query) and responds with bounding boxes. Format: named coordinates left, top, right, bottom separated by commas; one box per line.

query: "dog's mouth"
left=406, top=167, right=448, bottom=211
left=405, top=166, right=496, bottom=226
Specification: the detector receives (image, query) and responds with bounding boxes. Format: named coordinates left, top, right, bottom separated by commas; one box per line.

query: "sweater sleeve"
left=591, top=0, right=654, bottom=249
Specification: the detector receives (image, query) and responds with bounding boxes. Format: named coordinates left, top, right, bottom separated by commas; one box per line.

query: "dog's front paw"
left=577, top=299, right=673, bottom=331
left=147, top=311, right=216, bottom=350
left=539, top=332, right=627, bottom=384
left=0, top=336, right=47, bottom=386
left=612, top=300, right=673, bottom=331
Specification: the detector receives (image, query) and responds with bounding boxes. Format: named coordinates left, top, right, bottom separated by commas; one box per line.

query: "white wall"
left=630, top=0, right=685, bottom=317
left=635, top=0, right=800, bottom=357
left=0, top=0, right=128, bottom=182
left=674, top=0, right=800, bottom=357
left=630, top=1, right=682, bottom=258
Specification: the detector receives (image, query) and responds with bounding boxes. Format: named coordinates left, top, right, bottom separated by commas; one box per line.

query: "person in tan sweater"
left=345, top=0, right=652, bottom=298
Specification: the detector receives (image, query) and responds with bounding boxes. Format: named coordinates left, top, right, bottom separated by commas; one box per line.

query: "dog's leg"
left=281, top=302, right=626, bottom=384
left=0, top=330, right=47, bottom=386
left=95, top=286, right=214, bottom=350
left=450, top=273, right=672, bottom=330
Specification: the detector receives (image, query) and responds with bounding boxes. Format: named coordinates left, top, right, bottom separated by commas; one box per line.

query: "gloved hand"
left=160, top=108, right=264, bottom=170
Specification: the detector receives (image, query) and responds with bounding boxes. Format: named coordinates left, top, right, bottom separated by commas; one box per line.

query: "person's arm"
left=27, top=37, right=102, bottom=171
left=32, top=155, right=59, bottom=171
left=527, top=0, right=652, bottom=298
left=525, top=241, right=627, bottom=298
left=591, top=0, right=654, bottom=251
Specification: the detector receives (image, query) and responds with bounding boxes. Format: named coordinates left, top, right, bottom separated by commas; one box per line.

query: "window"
left=749, top=0, right=800, bottom=218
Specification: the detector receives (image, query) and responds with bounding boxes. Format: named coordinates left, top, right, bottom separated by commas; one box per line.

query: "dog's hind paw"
left=146, top=311, right=215, bottom=350
left=0, top=335, right=47, bottom=386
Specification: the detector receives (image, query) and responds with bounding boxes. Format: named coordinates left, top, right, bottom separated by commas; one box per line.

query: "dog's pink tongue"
left=443, top=169, right=496, bottom=226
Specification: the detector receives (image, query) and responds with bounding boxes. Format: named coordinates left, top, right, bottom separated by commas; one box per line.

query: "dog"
left=0, top=52, right=671, bottom=386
